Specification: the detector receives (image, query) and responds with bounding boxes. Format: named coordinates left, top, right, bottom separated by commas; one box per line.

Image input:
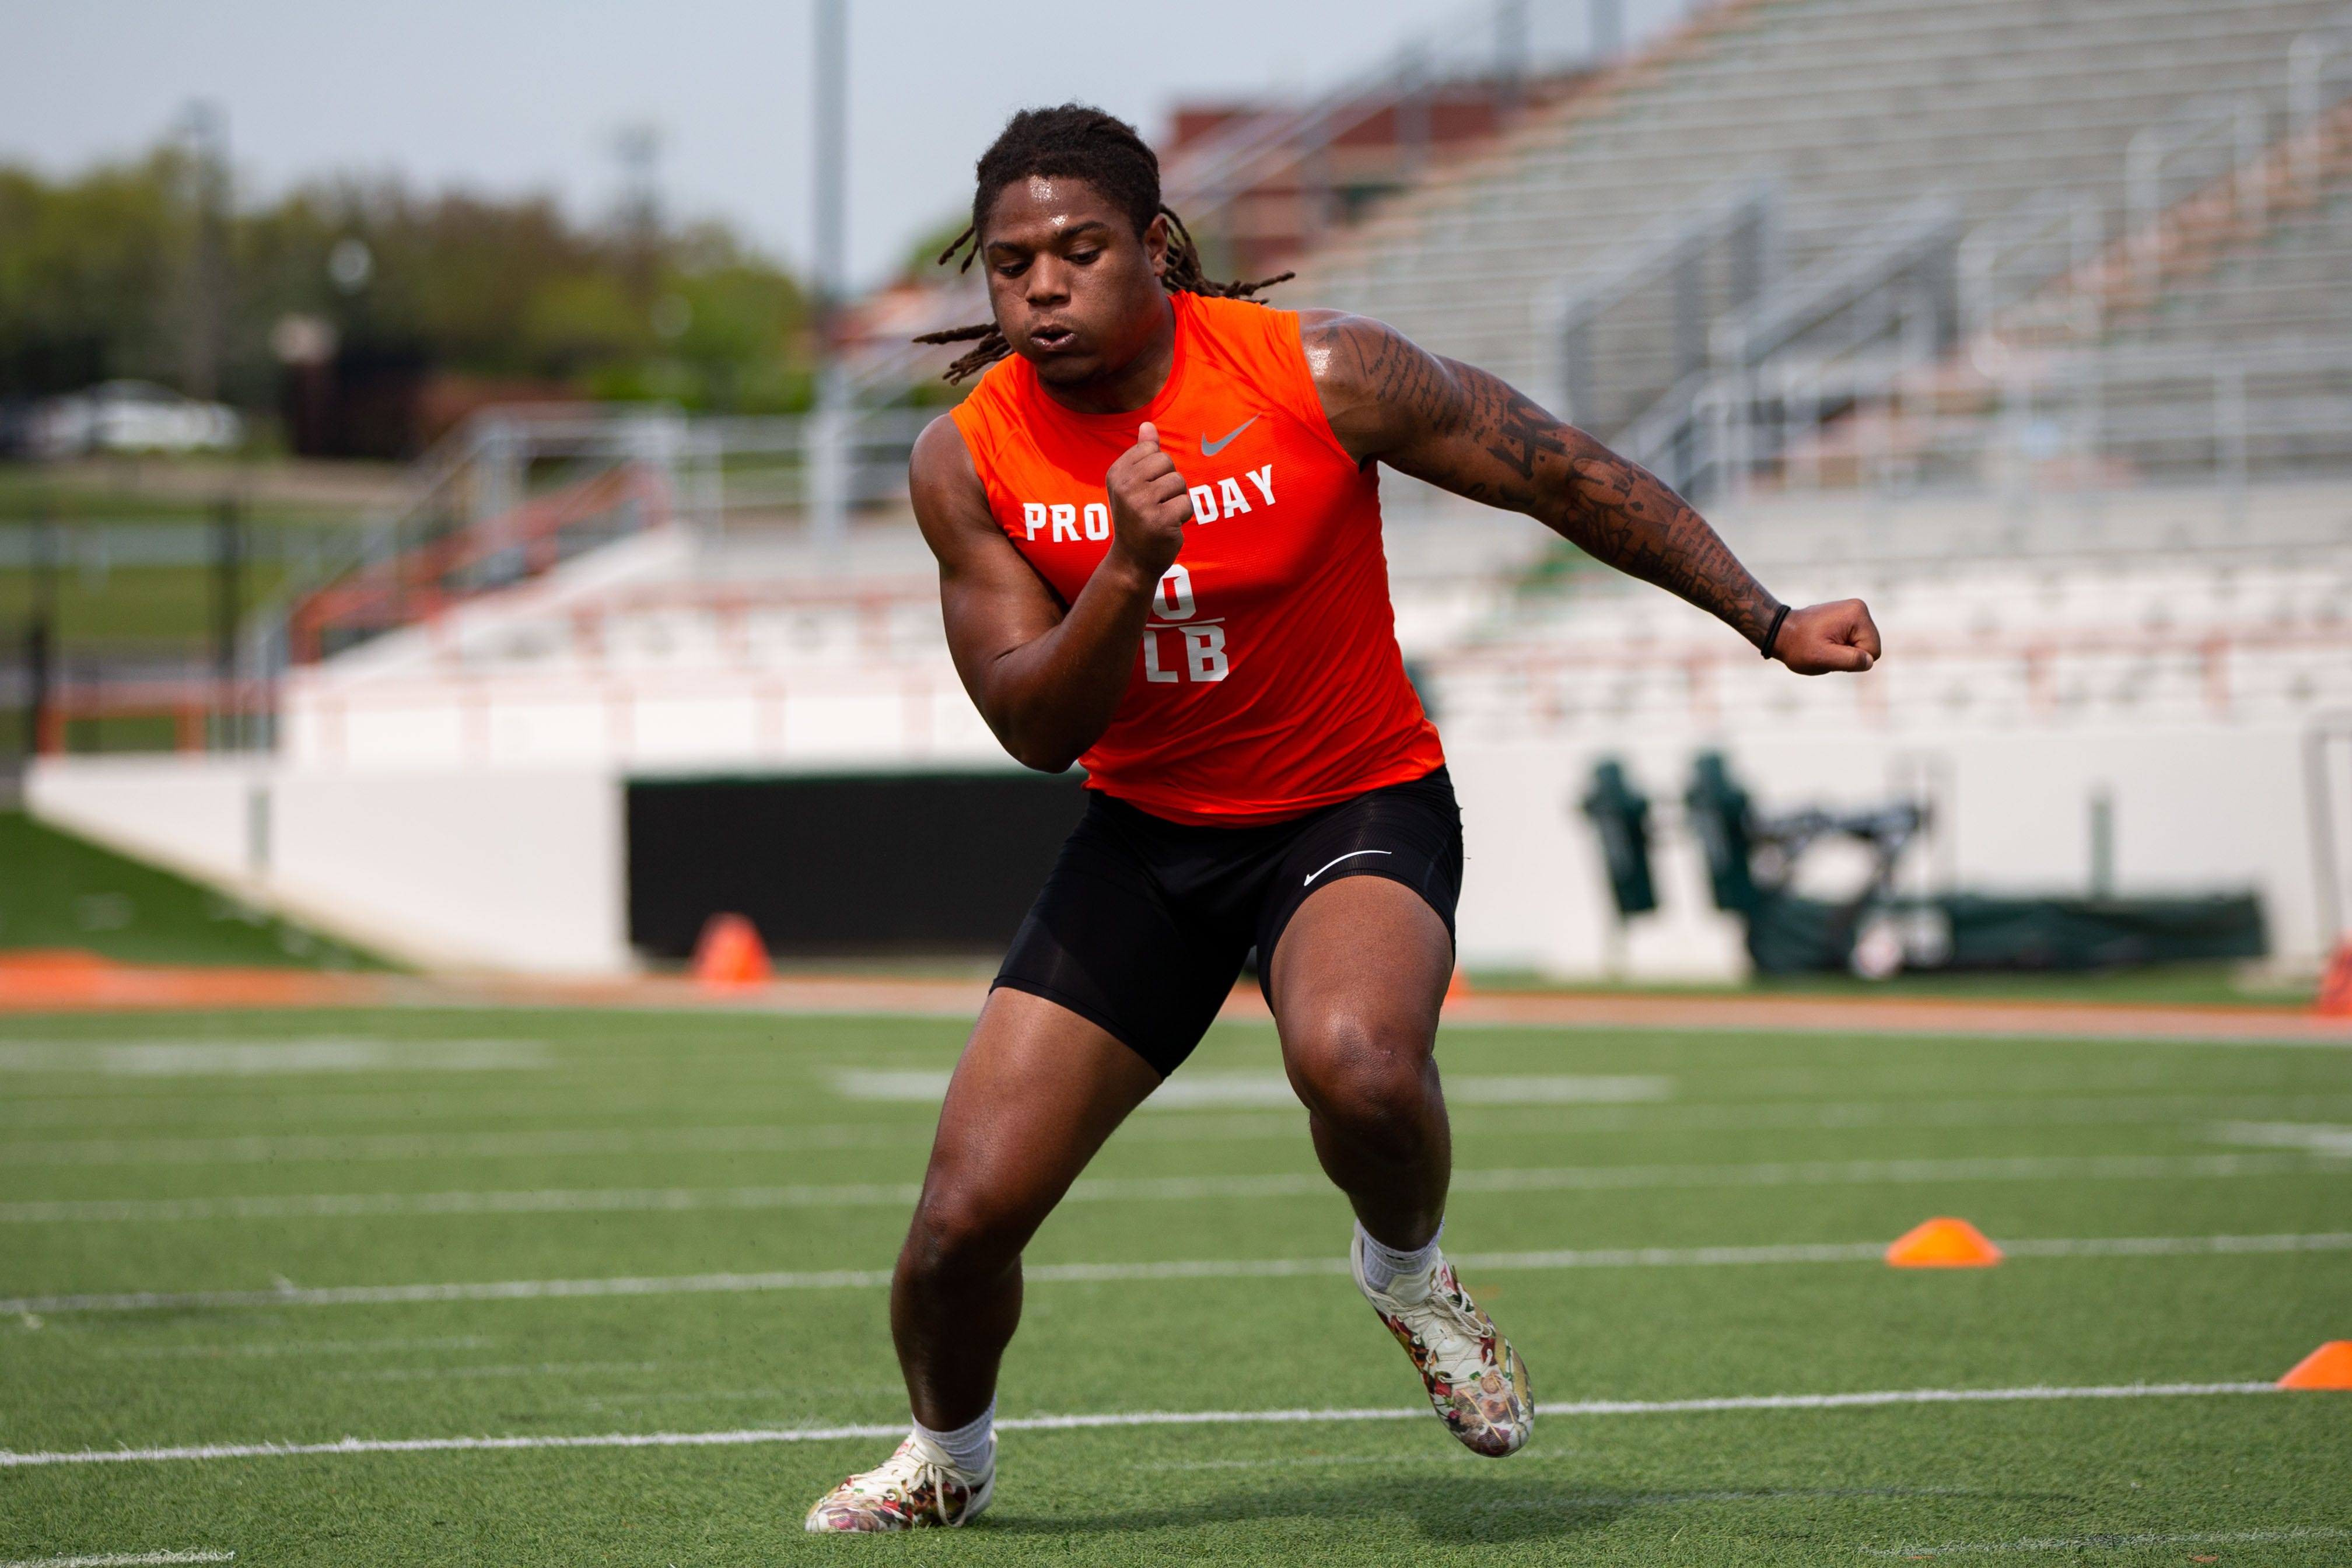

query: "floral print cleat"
left=803, top=1430, right=995, bottom=1532
left=1352, top=1229, right=1533, bottom=1457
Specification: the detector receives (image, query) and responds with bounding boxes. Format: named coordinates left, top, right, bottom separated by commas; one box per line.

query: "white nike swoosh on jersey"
left=1200, top=417, right=1258, bottom=456
left=1303, top=849, right=1392, bottom=887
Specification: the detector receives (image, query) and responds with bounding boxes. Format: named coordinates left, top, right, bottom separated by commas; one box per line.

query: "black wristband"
left=1759, top=603, right=1791, bottom=662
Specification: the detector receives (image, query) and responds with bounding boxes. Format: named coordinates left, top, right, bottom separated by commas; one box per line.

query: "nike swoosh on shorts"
left=1303, top=849, right=1392, bottom=887
left=1200, top=417, right=1258, bottom=456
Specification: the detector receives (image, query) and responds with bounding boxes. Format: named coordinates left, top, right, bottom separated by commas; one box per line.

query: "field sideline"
left=1, top=1003, right=2346, bottom=1564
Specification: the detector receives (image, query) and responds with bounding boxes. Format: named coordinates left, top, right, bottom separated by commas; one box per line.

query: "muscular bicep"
left=1301, top=310, right=1781, bottom=644
left=1300, top=308, right=1578, bottom=520
left=908, top=416, right=1068, bottom=714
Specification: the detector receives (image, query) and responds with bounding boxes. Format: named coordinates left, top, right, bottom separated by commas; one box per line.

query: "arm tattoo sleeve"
left=1545, top=432, right=1780, bottom=645
left=1322, top=316, right=1781, bottom=646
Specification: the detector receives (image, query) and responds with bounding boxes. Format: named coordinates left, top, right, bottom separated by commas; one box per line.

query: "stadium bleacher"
left=1296, top=0, right=2352, bottom=479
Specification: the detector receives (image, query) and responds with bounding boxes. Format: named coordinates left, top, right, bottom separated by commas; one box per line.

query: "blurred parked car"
left=27, top=381, right=243, bottom=457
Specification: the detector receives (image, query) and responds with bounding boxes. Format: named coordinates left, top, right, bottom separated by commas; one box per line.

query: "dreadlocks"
left=914, top=104, right=1293, bottom=384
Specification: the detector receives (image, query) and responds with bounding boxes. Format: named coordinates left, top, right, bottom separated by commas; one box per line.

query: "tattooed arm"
left=1300, top=310, right=1880, bottom=674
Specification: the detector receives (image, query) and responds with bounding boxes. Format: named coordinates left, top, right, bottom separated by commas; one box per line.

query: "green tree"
left=0, top=148, right=813, bottom=420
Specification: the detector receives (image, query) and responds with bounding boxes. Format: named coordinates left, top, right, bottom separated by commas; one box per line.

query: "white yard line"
left=0, top=1185, right=923, bottom=1224
left=1441, top=1023, right=2352, bottom=1048
left=0, top=1124, right=926, bottom=1168
left=7, top=1231, right=2346, bottom=1317
left=9, top=1152, right=2344, bottom=1226
left=836, top=1069, right=1675, bottom=1108
left=103, top=1336, right=494, bottom=1362
left=0, top=1382, right=2290, bottom=1469
left=1861, top=1525, right=2348, bottom=1556
left=510, top=991, right=2352, bottom=1046
left=16, top=1096, right=2352, bottom=1166
left=2210, top=1121, right=2352, bottom=1155
left=0, top=1041, right=545, bottom=1076
left=334, top=1360, right=662, bottom=1385
left=0, top=1554, right=234, bottom=1567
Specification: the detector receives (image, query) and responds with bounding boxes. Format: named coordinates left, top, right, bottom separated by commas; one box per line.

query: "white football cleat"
left=803, top=1430, right=995, bottom=1532
left=1352, top=1229, right=1534, bottom=1457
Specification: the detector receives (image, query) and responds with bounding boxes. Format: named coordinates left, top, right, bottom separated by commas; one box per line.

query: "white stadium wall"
left=31, top=713, right=2327, bottom=982
left=27, top=481, right=2346, bottom=980
left=1448, top=720, right=2329, bottom=983
left=27, top=757, right=628, bottom=974
left=23, top=755, right=267, bottom=892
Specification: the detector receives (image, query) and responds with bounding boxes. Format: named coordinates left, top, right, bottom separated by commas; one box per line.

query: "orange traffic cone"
left=2318, top=942, right=2352, bottom=1017
left=2277, top=1340, right=2352, bottom=1389
left=1445, top=967, right=1472, bottom=1003
left=692, top=913, right=772, bottom=989
left=1885, top=1217, right=2004, bottom=1268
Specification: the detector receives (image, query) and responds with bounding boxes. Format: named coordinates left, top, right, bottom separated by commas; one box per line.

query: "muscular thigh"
left=994, top=797, right=1254, bottom=1076
left=919, top=985, right=1162, bottom=1246
left=1259, top=765, right=1461, bottom=1076
left=1267, top=874, right=1452, bottom=1083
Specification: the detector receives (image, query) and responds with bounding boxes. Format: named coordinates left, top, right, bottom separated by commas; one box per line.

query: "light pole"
left=178, top=102, right=230, bottom=402
left=808, top=0, right=850, bottom=542
left=1590, top=0, right=1623, bottom=61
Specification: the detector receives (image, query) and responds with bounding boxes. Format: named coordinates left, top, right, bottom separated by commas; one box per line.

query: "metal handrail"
left=1958, top=187, right=2105, bottom=341
left=2289, top=10, right=2352, bottom=186
left=1158, top=0, right=1604, bottom=225
left=1714, top=195, right=1960, bottom=369
left=2125, top=94, right=2270, bottom=292
left=1538, top=174, right=1782, bottom=422
left=1614, top=195, right=1960, bottom=490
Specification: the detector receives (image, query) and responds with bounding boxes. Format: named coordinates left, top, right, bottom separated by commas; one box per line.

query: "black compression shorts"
left=992, top=765, right=1463, bottom=1076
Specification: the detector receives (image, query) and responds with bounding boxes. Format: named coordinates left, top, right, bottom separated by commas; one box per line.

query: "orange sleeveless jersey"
left=949, top=291, right=1444, bottom=827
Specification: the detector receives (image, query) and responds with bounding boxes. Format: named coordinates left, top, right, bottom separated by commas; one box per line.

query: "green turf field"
left=0, top=812, right=387, bottom=970
left=2, top=1005, right=2347, bottom=1563
left=1473, top=965, right=2317, bottom=1010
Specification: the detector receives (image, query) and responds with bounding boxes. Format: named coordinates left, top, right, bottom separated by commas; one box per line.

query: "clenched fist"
left=1771, top=598, right=1882, bottom=674
left=1103, top=421, right=1193, bottom=580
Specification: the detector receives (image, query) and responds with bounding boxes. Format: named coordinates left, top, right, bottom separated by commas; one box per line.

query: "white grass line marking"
left=0, top=1185, right=921, bottom=1225
left=2210, top=1121, right=2352, bottom=1156
left=335, top=1360, right=662, bottom=1385
left=9, top=1231, right=2347, bottom=1317
left=1861, top=1525, right=2348, bottom=1556
left=522, top=990, right=2352, bottom=1045
left=0, top=1041, right=546, bottom=1077
left=1437, top=1022, right=2352, bottom=1047
left=832, top=1069, right=1672, bottom=1109
left=1449, top=1076, right=1675, bottom=1104
left=827, top=1069, right=961, bottom=1101
left=12, top=1152, right=2344, bottom=1227
left=0, top=1553, right=235, bottom=1567
left=102, top=1337, right=493, bottom=1362
left=18, top=1094, right=2352, bottom=1166
left=0, top=1124, right=924, bottom=1168
left=0, top=1382, right=2291, bottom=1469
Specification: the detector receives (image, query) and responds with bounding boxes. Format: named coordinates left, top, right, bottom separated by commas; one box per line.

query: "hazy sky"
left=2, top=0, right=1689, bottom=288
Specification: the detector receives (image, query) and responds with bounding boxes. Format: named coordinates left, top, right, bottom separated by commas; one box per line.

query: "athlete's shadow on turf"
left=983, top=1475, right=2041, bottom=1542
left=985, top=1473, right=1629, bottom=1544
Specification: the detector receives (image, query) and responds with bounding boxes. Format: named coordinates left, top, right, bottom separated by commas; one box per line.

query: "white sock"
left=1356, top=1220, right=1444, bottom=1301
left=913, top=1400, right=995, bottom=1476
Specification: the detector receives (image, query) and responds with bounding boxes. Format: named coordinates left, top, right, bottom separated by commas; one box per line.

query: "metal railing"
left=1546, top=21, right=2352, bottom=504
left=2289, top=9, right=2352, bottom=186
left=1965, top=20, right=2352, bottom=342
left=1615, top=194, right=1962, bottom=496
left=6, top=401, right=945, bottom=759
left=1538, top=176, right=1783, bottom=430
left=1731, top=335, right=2352, bottom=508
left=1959, top=188, right=2107, bottom=342
left=2126, top=94, right=2273, bottom=294
left=1160, top=0, right=1649, bottom=257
